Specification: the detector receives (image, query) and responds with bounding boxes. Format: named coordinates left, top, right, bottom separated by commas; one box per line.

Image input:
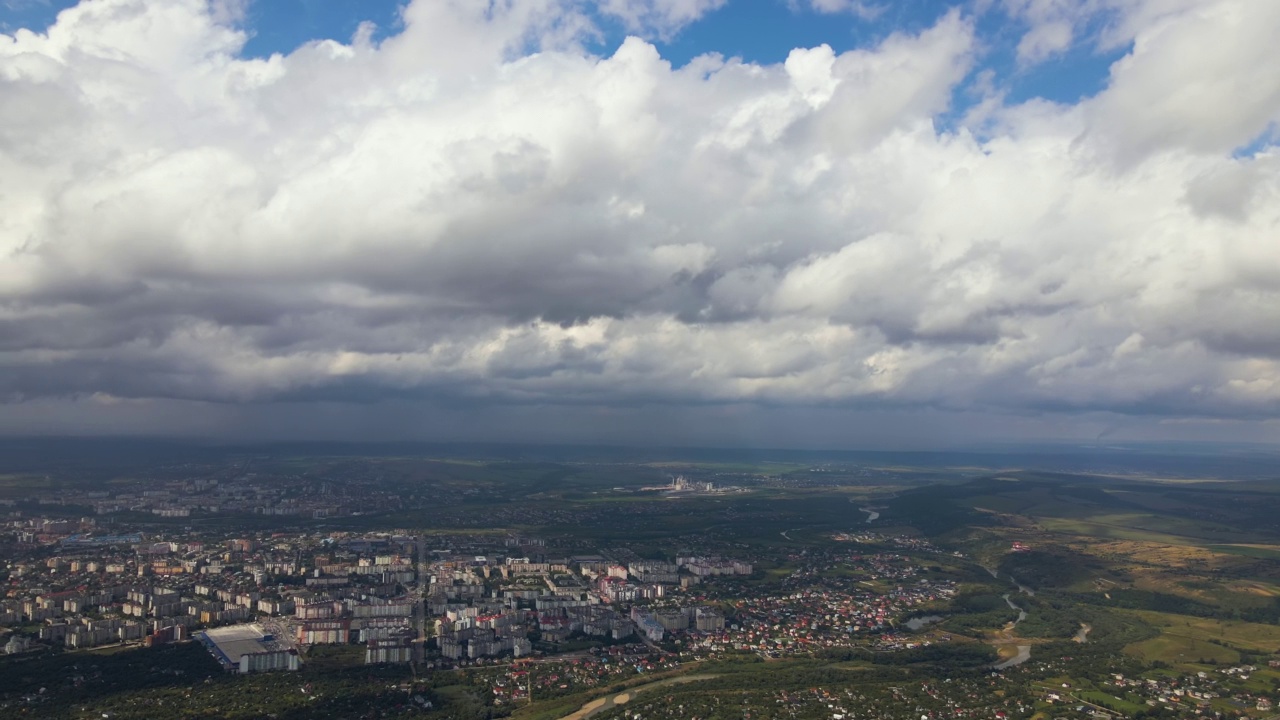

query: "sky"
left=0, top=0, right=1278, bottom=449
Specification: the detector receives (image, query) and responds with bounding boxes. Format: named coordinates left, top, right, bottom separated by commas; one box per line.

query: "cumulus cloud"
left=1014, top=18, right=1071, bottom=64
left=0, top=0, right=1278, bottom=441
left=599, top=0, right=727, bottom=40
left=1086, top=0, right=1280, bottom=161
left=997, top=0, right=1090, bottom=64
left=802, top=0, right=884, bottom=20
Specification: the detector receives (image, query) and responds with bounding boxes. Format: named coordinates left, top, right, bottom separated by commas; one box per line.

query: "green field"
left=1121, top=608, right=1280, bottom=668
left=1125, top=610, right=1280, bottom=653
left=1076, top=689, right=1147, bottom=715
left=1038, top=513, right=1261, bottom=545
left=1205, top=544, right=1280, bottom=560
left=1124, top=634, right=1239, bottom=665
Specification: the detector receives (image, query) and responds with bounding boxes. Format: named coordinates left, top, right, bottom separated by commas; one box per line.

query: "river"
left=993, top=644, right=1032, bottom=670
left=1010, top=577, right=1035, bottom=596
left=859, top=507, right=880, bottom=523
left=991, top=594, right=1032, bottom=670
left=983, top=567, right=1035, bottom=596
left=1002, top=594, right=1028, bottom=624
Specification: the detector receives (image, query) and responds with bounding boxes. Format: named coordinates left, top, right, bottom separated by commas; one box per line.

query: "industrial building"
left=196, top=623, right=299, bottom=674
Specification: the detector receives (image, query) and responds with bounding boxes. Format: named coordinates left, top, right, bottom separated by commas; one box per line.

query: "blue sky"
left=2, top=0, right=1122, bottom=108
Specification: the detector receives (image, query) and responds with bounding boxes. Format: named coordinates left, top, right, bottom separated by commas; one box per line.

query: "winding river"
left=1002, top=594, right=1028, bottom=624
left=994, top=644, right=1032, bottom=670
left=1010, top=577, right=1035, bottom=597
left=983, top=567, right=1034, bottom=596
left=992, top=594, right=1031, bottom=670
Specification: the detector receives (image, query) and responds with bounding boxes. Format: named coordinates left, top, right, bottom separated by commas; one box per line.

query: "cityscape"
left=2, top=443, right=1280, bottom=718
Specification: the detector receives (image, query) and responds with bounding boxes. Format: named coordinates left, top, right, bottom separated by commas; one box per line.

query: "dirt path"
left=557, top=674, right=719, bottom=720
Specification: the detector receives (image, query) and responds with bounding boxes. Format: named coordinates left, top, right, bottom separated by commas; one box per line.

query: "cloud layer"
left=2, top=0, right=1279, bottom=440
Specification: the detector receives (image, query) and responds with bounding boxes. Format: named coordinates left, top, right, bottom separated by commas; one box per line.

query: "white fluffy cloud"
left=600, top=0, right=727, bottom=39
left=1, top=0, right=1278, bottom=439
left=803, top=0, right=883, bottom=19
left=999, top=0, right=1089, bottom=64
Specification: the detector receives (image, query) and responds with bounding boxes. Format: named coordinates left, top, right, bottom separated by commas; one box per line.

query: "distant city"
left=3, top=442, right=1280, bottom=719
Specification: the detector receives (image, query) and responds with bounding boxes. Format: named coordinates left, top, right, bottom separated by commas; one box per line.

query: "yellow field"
left=1222, top=579, right=1280, bottom=597
left=1075, top=540, right=1225, bottom=568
